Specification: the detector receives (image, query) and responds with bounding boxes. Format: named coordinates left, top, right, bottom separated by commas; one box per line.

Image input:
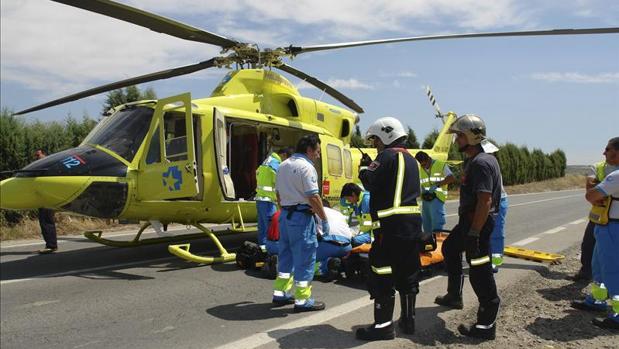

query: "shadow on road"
left=526, top=308, right=614, bottom=342
left=0, top=232, right=253, bottom=282
left=206, top=301, right=291, bottom=321
left=270, top=325, right=358, bottom=349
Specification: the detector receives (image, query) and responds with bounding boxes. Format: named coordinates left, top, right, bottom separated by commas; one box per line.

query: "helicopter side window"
left=163, top=112, right=188, bottom=162
left=343, top=149, right=353, bottom=178
left=146, top=128, right=161, bottom=164
left=326, top=144, right=343, bottom=176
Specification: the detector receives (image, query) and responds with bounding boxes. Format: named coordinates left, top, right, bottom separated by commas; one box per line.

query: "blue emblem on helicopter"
left=162, top=166, right=183, bottom=191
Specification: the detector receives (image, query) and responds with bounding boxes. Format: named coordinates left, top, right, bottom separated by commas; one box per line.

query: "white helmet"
left=365, top=117, right=407, bottom=145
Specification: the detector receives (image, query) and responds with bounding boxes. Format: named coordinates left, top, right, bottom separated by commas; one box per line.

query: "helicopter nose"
left=0, top=176, right=91, bottom=210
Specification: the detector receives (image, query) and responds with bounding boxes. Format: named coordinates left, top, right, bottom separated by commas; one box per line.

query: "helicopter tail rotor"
left=425, top=86, right=443, bottom=120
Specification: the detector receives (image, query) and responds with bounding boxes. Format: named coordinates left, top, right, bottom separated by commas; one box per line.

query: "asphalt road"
left=1, top=189, right=589, bottom=349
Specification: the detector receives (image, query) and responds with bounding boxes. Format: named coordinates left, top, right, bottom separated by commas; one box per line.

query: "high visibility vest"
left=419, top=159, right=448, bottom=202
left=594, top=161, right=606, bottom=182
left=255, top=153, right=281, bottom=202
left=356, top=192, right=376, bottom=232
left=589, top=161, right=611, bottom=224
left=376, top=152, right=421, bottom=219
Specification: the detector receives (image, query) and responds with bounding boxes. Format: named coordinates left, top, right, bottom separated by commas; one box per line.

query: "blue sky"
left=1, top=0, right=617, bottom=165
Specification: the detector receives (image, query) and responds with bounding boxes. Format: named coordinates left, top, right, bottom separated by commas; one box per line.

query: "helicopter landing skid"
left=83, top=222, right=206, bottom=248
left=168, top=223, right=236, bottom=264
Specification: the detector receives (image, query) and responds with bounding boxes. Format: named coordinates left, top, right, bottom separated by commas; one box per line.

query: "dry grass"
left=505, top=174, right=584, bottom=195
left=446, top=174, right=584, bottom=200
left=0, top=214, right=135, bottom=241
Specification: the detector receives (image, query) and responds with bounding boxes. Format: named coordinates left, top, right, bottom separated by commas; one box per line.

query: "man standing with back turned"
left=434, top=114, right=502, bottom=340
left=255, top=147, right=293, bottom=252
left=272, top=134, right=329, bottom=312
left=355, top=117, right=423, bottom=341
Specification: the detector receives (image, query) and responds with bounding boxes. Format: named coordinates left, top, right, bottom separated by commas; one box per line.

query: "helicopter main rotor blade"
left=51, top=0, right=239, bottom=48
left=14, top=59, right=217, bottom=115
left=287, top=27, right=619, bottom=55
left=276, top=64, right=364, bottom=113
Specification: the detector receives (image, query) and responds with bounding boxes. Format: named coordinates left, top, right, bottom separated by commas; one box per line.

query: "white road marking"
left=507, top=194, right=582, bottom=208
left=214, top=275, right=443, bottom=349
left=511, top=237, right=540, bottom=246
left=540, top=227, right=567, bottom=235
left=444, top=194, right=582, bottom=218
left=73, top=340, right=103, bottom=349
left=18, top=299, right=60, bottom=309
left=444, top=188, right=583, bottom=203
left=0, top=256, right=176, bottom=286
left=568, top=218, right=587, bottom=225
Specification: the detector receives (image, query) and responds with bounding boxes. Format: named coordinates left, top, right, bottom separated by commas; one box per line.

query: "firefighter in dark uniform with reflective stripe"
left=434, top=114, right=502, bottom=340
left=355, top=117, right=423, bottom=341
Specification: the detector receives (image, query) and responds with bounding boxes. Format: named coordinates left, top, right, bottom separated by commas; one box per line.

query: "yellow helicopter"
left=1, top=0, right=617, bottom=264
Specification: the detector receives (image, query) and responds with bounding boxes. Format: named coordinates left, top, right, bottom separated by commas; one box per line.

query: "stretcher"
left=343, top=232, right=448, bottom=279
left=503, top=246, right=565, bottom=264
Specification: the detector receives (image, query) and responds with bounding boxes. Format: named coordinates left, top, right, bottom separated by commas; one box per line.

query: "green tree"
left=422, top=129, right=439, bottom=149
left=405, top=126, right=420, bottom=148
left=102, top=85, right=157, bottom=114
left=0, top=109, right=26, bottom=172
left=351, top=125, right=365, bottom=148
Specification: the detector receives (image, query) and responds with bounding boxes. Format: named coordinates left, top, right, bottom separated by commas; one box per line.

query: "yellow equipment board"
left=504, top=246, right=565, bottom=264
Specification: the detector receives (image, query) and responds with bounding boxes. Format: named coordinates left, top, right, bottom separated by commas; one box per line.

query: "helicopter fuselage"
left=0, top=69, right=452, bottom=226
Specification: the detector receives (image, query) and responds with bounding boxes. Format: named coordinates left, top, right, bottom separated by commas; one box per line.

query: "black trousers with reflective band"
left=38, top=208, right=57, bottom=249
left=442, top=215, right=500, bottom=325
left=580, top=220, right=595, bottom=274
left=368, top=233, right=421, bottom=300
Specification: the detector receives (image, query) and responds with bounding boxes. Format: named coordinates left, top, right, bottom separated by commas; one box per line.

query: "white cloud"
left=128, top=0, right=529, bottom=36
left=326, top=78, right=374, bottom=90
left=2, top=0, right=616, bottom=101
left=0, top=0, right=218, bottom=98
left=529, top=72, right=619, bottom=84
left=296, top=78, right=373, bottom=90
left=295, top=80, right=314, bottom=90
left=381, top=71, right=418, bottom=78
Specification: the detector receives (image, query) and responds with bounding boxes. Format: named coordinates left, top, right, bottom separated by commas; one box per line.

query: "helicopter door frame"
left=136, top=93, right=199, bottom=201
left=213, top=108, right=236, bottom=200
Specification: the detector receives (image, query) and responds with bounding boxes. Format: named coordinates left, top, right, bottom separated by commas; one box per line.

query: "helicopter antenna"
left=318, top=88, right=327, bottom=102
left=425, top=85, right=444, bottom=122
left=255, top=43, right=261, bottom=67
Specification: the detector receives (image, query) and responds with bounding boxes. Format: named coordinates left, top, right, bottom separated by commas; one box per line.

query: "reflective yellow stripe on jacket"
left=376, top=152, right=421, bottom=219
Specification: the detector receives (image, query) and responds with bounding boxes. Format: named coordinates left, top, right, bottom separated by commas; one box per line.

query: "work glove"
left=360, top=153, right=373, bottom=167
left=419, top=232, right=437, bottom=252
left=429, top=185, right=438, bottom=193
left=465, top=234, right=490, bottom=267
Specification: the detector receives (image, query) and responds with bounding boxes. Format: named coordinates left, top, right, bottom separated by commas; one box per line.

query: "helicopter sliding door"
left=136, top=93, right=199, bottom=201
left=213, top=108, right=236, bottom=200
left=318, top=134, right=346, bottom=201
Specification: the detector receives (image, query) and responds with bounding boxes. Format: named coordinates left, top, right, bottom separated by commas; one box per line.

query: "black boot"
left=356, top=296, right=396, bottom=341
left=398, top=293, right=416, bottom=334
left=435, top=274, right=464, bottom=309
left=434, top=293, right=463, bottom=309
left=458, top=297, right=500, bottom=340
left=458, top=323, right=496, bottom=340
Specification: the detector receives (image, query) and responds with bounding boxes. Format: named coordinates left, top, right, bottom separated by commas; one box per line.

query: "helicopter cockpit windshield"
left=83, top=106, right=154, bottom=162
